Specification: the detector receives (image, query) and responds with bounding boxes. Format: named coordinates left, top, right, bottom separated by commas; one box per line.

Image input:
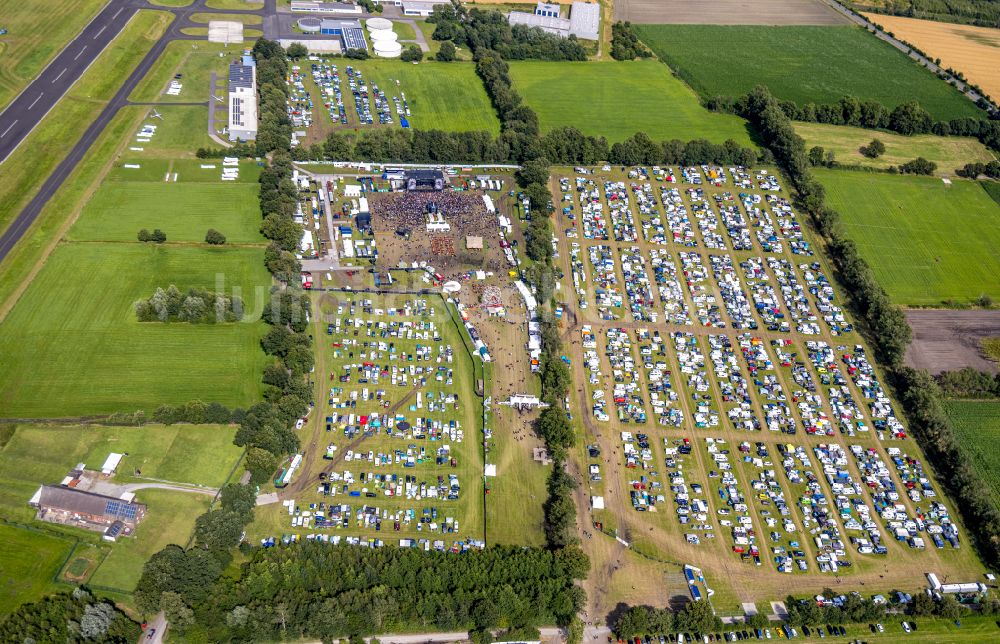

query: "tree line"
left=611, top=602, right=724, bottom=639
left=936, top=367, right=1000, bottom=398
left=741, top=84, right=1000, bottom=572
left=0, top=588, right=139, bottom=643
left=858, top=0, right=1000, bottom=31
left=710, top=92, right=1000, bottom=153
left=610, top=21, right=651, bottom=61
left=138, top=542, right=588, bottom=642
left=134, top=285, right=243, bottom=323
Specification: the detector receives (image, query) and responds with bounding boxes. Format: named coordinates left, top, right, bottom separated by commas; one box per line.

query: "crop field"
left=549, top=164, right=984, bottom=616
left=0, top=524, right=73, bottom=617
left=247, top=291, right=486, bottom=549
left=306, top=60, right=500, bottom=134
left=0, top=0, right=107, bottom=109
left=0, top=243, right=271, bottom=417
left=944, top=401, right=1000, bottom=506
left=795, top=122, right=996, bottom=175
left=67, top=181, right=263, bottom=244
left=615, top=0, right=849, bottom=25
left=508, top=60, right=754, bottom=144
left=635, top=25, right=983, bottom=121
left=863, top=13, right=1000, bottom=104
left=815, top=168, right=1000, bottom=305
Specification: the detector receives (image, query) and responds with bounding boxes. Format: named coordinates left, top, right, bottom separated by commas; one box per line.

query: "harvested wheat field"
left=863, top=13, right=1000, bottom=102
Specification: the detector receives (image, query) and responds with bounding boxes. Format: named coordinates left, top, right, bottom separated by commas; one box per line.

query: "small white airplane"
left=213, top=94, right=225, bottom=103
left=150, top=109, right=163, bottom=120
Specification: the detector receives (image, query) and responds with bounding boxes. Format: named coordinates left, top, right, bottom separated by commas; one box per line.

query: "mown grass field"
left=68, top=181, right=263, bottom=244
left=508, top=60, right=754, bottom=144
left=945, top=400, right=1000, bottom=506
left=635, top=25, right=983, bottom=121
left=796, top=122, right=997, bottom=175
left=190, top=12, right=263, bottom=25
left=0, top=524, right=73, bottom=617
left=0, top=243, right=271, bottom=417
left=815, top=168, right=1000, bottom=305
left=0, top=10, right=172, bottom=240
left=130, top=40, right=234, bottom=104
left=0, top=0, right=107, bottom=109
left=338, top=60, right=500, bottom=134
left=88, top=489, right=212, bottom=591
left=0, top=108, right=145, bottom=319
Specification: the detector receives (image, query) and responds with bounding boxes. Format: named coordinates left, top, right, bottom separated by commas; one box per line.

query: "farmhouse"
left=30, top=485, right=146, bottom=536
left=507, top=1, right=600, bottom=40
left=228, top=56, right=258, bottom=142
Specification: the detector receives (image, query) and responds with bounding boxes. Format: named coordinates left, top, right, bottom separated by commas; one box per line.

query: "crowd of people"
left=371, top=190, right=491, bottom=233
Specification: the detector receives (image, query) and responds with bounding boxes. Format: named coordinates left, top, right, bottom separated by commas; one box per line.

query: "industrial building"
left=319, top=19, right=368, bottom=52
left=228, top=55, right=258, bottom=142
left=507, top=1, right=600, bottom=40
left=290, top=0, right=362, bottom=13
left=400, top=0, right=449, bottom=16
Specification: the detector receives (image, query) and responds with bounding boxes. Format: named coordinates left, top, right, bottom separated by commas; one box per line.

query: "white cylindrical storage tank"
left=373, top=40, right=402, bottom=57
left=370, top=29, right=398, bottom=42
left=297, top=17, right=322, bottom=33
left=366, top=17, right=392, bottom=32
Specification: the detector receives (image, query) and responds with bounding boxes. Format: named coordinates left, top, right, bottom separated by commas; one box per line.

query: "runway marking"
left=52, top=68, right=67, bottom=83
left=113, top=7, right=124, bottom=19
left=94, top=25, right=106, bottom=39
left=28, top=94, right=43, bottom=110
left=0, top=120, right=18, bottom=138
left=74, top=46, right=87, bottom=60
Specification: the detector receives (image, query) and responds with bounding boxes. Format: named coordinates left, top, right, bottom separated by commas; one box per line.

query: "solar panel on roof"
left=105, top=499, right=138, bottom=520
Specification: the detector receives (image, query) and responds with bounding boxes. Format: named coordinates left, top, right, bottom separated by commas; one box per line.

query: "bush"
left=899, top=156, right=937, bottom=175
left=436, top=40, right=457, bottom=61
left=400, top=44, right=423, bottom=62
left=860, top=138, right=886, bottom=158
left=205, top=228, right=227, bottom=245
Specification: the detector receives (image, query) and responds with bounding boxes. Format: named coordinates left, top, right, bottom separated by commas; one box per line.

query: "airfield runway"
left=0, top=0, right=144, bottom=164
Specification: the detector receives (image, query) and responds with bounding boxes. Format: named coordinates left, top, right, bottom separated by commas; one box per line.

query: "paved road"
left=139, top=611, right=167, bottom=644
left=0, top=0, right=147, bottom=164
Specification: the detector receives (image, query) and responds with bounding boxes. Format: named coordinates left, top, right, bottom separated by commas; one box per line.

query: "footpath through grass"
left=508, top=60, right=754, bottom=144
left=815, top=167, right=1000, bottom=305
left=636, top=25, right=983, bottom=121
left=795, top=122, right=997, bottom=175
left=0, top=10, right=172, bottom=239
left=0, top=0, right=108, bottom=110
